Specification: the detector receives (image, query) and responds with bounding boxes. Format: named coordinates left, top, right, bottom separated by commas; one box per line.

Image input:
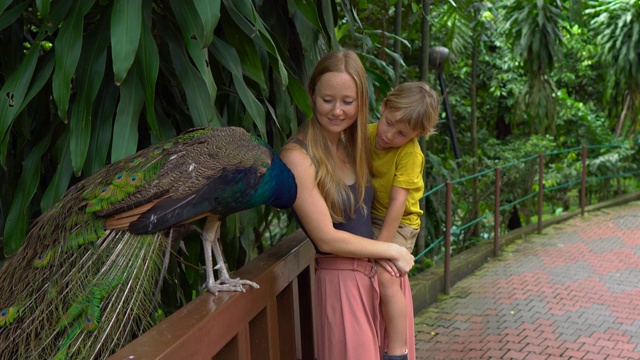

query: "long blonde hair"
left=292, top=49, right=370, bottom=222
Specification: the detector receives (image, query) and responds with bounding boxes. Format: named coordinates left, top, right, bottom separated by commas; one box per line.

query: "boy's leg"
left=378, top=264, right=407, bottom=356
left=373, top=216, right=410, bottom=357
left=397, top=227, right=419, bottom=360
left=373, top=216, right=419, bottom=360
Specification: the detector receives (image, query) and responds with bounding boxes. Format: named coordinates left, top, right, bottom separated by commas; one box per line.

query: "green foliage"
left=501, top=0, right=566, bottom=135
left=588, top=0, right=640, bottom=136
left=0, top=1, right=331, bottom=259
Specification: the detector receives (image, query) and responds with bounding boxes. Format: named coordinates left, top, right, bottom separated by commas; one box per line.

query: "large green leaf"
left=3, top=132, right=52, bottom=255
left=286, top=68, right=311, bottom=118
left=170, top=0, right=216, bottom=123
left=0, top=0, right=12, bottom=14
left=220, top=14, right=267, bottom=93
left=111, top=66, right=144, bottom=162
left=15, top=54, right=55, bottom=115
left=292, top=0, right=323, bottom=31
left=0, top=47, right=39, bottom=151
left=51, top=0, right=95, bottom=121
left=319, top=0, right=339, bottom=49
left=48, top=0, right=73, bottom=29
left=138, top=0, right=160, bottom=139
left=40, top=132, right=72, bottom=211
left=211, top=37, right=266, bottom=138
left=193, top=0, right=221, bottom=48
left=111, top=0, right=142, bottom=85
left=35, top=0, right=50, bottom=22
left=84, top=82, right=118, bottom=176
left=223, top=0, right=288, bottom=87
left=69, top=12, right=109, bottom=175
left=0, top=1, right=28, bottom=33
left=162, top=24, right=213, bottom=128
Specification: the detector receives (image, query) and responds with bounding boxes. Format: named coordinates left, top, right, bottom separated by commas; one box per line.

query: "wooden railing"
left=109, top=230, right=316, bottom=360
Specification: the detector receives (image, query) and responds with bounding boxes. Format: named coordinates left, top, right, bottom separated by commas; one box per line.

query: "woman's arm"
left=280, top=145, right=414, bottom=274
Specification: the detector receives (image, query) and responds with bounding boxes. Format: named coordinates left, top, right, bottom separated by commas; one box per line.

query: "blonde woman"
left=281, top=49, right=414, bottom=359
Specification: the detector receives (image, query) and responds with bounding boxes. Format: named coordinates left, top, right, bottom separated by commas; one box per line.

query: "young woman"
left=280, top=49, right=415, bottom=360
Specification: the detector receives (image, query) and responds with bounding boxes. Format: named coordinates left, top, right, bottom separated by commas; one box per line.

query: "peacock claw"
left=205, top=278, right=259, bottom=296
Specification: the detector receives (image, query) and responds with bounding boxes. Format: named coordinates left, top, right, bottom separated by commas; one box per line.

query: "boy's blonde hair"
left=384, top=81, right=440, bottom=137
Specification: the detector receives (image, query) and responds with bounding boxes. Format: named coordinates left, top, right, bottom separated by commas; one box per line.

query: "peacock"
left=0, top=126, right=297, bottom=359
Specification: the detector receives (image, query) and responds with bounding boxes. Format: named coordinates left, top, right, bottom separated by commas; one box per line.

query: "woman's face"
left=312, top=71, right=359, bottom=138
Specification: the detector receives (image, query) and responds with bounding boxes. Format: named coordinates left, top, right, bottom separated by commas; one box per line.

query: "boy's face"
left=374, top=103, right=420, bottom=151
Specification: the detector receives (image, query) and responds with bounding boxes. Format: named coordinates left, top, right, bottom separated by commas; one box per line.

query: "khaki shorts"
left=371, top=214, right=419, bottom=252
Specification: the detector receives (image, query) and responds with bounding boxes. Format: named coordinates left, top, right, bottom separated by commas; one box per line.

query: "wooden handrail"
left=109, top=230, right=316, bottom=360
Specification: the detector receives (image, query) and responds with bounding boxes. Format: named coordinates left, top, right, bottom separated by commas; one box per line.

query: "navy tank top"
left=290, top=139, right=374, bottom=254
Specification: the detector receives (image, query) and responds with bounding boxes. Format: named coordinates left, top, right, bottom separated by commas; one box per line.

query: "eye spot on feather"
left=128, top=174, right=142, bottom=185
left=113, top=173, right=125, bottom=184
left=33, top=251, right=52, bottom=268
left=98, top=187, right=112, bottom=198
left=129, top=158, right=140, bottom=166
left=0, top=306, right=19, bottom=326
left=153, top=147, right=163, bottom=155
left=84, top=315, right=98, bottom=330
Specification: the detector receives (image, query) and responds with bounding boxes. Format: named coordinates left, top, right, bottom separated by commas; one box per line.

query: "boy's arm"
left=377, top=185, right=410, bottom=243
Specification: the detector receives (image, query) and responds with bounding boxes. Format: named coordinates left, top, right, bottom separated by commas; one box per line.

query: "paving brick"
left=504, top=350, right=528, bottom=359
left=541, top=346, right=565, bottom=357
left=598, top=347, right=622, bottom=357
left=582, top=353, right=607, bottom=360
left=484, top=349, right=509, bottom=358
left=579, top=344, right=603, bottom=353
left=564, top=349, right=588, bottom=358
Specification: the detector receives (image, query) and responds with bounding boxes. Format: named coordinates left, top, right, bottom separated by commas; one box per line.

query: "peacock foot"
left=205, top=278, right=259, bottom=296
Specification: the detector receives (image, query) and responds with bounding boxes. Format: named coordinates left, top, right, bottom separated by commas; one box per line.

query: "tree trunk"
left=470, top=8, right=480, bottom=238
left=393, top=0, right=402, bottom=85
left=417, top=0, right=431, bottom=255
left=616, top=91, right=631, bottom=137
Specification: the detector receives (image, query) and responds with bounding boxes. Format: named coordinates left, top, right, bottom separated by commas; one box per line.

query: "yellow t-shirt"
left=368, top=123, right=424, bottom=229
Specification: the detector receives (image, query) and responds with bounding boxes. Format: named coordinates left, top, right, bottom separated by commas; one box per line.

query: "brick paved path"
left=414, top=201, right=640, bottom=359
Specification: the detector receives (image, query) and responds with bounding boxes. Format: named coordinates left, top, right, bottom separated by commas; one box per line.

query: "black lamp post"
left=429, top=46, right=461, bottom=161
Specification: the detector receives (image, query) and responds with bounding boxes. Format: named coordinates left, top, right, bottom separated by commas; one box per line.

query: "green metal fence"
left=414, top=141, right=640, bottom=288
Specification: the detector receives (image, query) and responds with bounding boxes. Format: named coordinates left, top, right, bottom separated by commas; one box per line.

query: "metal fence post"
left=581, top=145, right=587, bottom=216
left=444, top=181, right=452, bottom=295
left=538, top=154, right=544, bottom=234
left=494, top=168, right=501, bottom=257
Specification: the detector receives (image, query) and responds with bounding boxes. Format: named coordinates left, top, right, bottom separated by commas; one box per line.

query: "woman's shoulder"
left=281, top=139, right=313, bottom=167
left=281, top=139, right=307, bottom=157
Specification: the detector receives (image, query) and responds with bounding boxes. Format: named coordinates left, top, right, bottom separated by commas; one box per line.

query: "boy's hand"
left=376, top=258, right=401, bottom=277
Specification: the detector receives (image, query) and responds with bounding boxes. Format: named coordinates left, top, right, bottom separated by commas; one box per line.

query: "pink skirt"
left=315, top=255, right=382, bottom=360
left=380, top=275, right=416, bottom=360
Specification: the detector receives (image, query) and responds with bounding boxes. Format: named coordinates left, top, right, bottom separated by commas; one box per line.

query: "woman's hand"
left=391, top=245, right=414, bottom=275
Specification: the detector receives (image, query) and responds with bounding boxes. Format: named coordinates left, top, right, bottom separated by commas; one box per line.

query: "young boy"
left=368, top=82, right=440, bottom=360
